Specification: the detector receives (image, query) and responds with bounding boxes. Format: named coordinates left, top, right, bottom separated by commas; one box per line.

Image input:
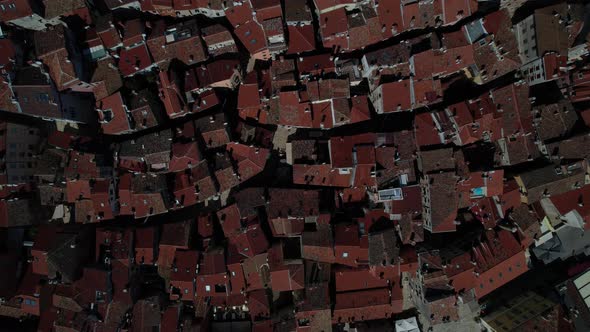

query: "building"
left=0, top=122, right=41, bottom=184
left=515, top=3, right=569, bottom=63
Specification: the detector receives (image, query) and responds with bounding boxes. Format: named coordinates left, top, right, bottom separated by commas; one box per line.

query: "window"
left=205, top=285, right=211, bottom=292
left=95, top=291, right=105, bottom=303
left=184, top=289, right=189, bottom=294
left=24, top=299, right=36, bottom=306
left=342, top=252, right=349, bottom=258
left=38, top=93, right=50, bottom=103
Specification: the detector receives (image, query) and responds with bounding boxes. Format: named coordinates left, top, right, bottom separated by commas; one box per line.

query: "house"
left=494, top=134, right=541, bottom=167
left=212, top=151, right=239, bottom=194
left=126, top=89, right=164, bottom=132
left=515, top=3, right=569, bottom=63
left=269, top=57, right=297, bottom=92
left=169, top=250, right=199, bottom=301
left=147, top=19, right=207, bottom=68
left=173, top=160, right=217, bottom=207
left=490, top=81, right=533, bottom=138
left=0, top=37, right=15, bottom=74
left=333, top=286, right=402, bottom=324
left=169, top=141, right=202, bottom=172
left=157, top=219, right=193, bottom=277
left=285, top=0, right=315, bottom=54
left=267, top=188, right=320, bottom=237
left=521, top=53, right=568, bottom=86
left=515, top=161, right=588, bottom=204
left=333, top=223, right=363, bottom=267
left=361, top=42, right=412, bottom=79
left=134, top=227, right=156, bottom=265
left=201, top=24, right=238, bottom=56
left=0, top=267, right=44, bottom=317
left=226, top=142, right=269, bottom=183
left=472, top=229, right=529, bottom=299
left=229, top=218, right=269, bottom=258
left=441, top=0, right=478, bottom=26
left=8, top=66, right=78, bottom=122
left=0, top=197, right=36, bottom=227
left=411, top=45, right=476, bottom=80
left=445, top=93, right=502, bottom=146
left=0, top=0, right=76, bottom=31
left=131, top=297, right=161, bottom=331
left=118, top=130, right=172, bottom=172
left=95, top=14, right=122, bottom=51
left=193, top=112, right=230, bottom=149
left=545, top=134, right=590, bottom=161
left=159, top=70, right=189, bottom=118
left=261, top=16, right=287, bottom=54
left=532, top=100, right=577, bottom=142
left=196, top=248, right=229, bottom=297
left=34, top=25, right=86, bottom=92
left=82, top=28, right=107, bottom=62
left=64, top=150, right=112, bottom=180
left=370, top=78, right=442, bottom=113
left=118, top=173, right=171, bottom=219
left=170, top=0, right=225, bottom=18
left=368, top=228, right=399, bottom=267
left=421, top=172, right=461, bottom=233
left=268, top=244, right=304, bottom=292
left=89, top=57, right=123, bottom=101
left=31, top=225, right=92, bottom=283
left=296, top=53, right=336, bottom=79
left=96, top=92, right=133, bottom=135
left=95, top=228, right=132, bottom=265
left=117, top=20, right=154, bottom=77
left=187, top=59, right=242, bottom=92
left=0, top=121, right=41, bottom=185
left=302, top=223, right=335, bottom=263
left=475, top=9, right=522, bottom=84
left=572, top=66, right=590, bottom=104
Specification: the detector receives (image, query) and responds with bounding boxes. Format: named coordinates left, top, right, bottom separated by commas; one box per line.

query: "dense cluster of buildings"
left=1, top=0, right=590, bottom=331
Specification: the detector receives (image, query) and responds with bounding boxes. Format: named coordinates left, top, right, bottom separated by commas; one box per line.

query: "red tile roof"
left=287, top=25, right=316, bottom=54
left=270, top=263, right=305, bottom=292
left=334, top=266, right=389, bottom=292
left=169, top=142, right=201, bottom=172
left=278, top=91, right=313, bottom=127
left=118, top=43, right=153, bottom=77
left=443, top=0, right=478, bottom=25
left=234, top=20, right=268, bottom=55
left=333, top=288, right=396, bottom=323
left=473, top=234, right=528, bottom=298
left=159, top=70, right=189, bottom=118
left=96, top=92, right=131, bottom=135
